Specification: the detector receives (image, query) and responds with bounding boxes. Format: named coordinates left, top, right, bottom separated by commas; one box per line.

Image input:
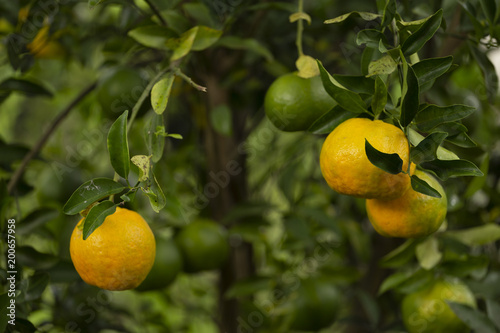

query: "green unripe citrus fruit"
left=175, top=219, right=230, bottom=273
left=135, top=237, right=183, bottom=291
left=289, top=278, right=342, bottom=331
left=402, top=277, right=476, bottom=333
left=264, top=73, right=335, bottom=132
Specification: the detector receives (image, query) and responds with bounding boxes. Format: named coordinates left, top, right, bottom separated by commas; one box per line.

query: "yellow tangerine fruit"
left=320, top=118, right=412, bottom=200
left=70, top=207, right=156, bottom=291
left=366, top=170, right=447, bottom=238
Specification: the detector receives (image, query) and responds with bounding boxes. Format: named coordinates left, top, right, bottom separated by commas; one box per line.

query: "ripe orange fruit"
left=366, top=170, right=447, bottom=238
left=175, top=219, right=229, bottom=273
left=402, top=277, right=476, bottom=333
left=320, top=118, right=412, bottom=199
left=70, top=207, right=156, bottom=291
left=288, top=278, right=342, bottom=331
left=264, top=73, right=335, bottom=132
left=135, top=237, right=183, bottom=291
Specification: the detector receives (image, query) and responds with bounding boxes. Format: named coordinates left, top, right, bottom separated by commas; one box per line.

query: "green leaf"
left=63, top=178, right=127, bottom=215
left=145, top=114, right=165, bottom=163
left=410, top=175, right=442, bottom=198
left=0, top=78, right=53, bottom=97
left=432, top=121, right=467, bottom=136
left=107, top=111, right=130, bottom=180
left=169, top=26, right=222, bottom=61
left=361, top=47, right=376, bottom=75
left=396, top=269, right=434, bottom=294
left=448, top=302, right=497, bottom=333
left=486, top=299, right=500, bottom=330
left=25, top=272, right=50, bottom=301
left=317, top=61, right=367, bottom=114
left=365, top=139, right=403, bottom=175
left=161, top=10, right=190, bottom=35
left=401, top=65, right=420, bottom=127
left=440, top=255, right=489, bottom=278
left=407, top=128, right=459, bottom=160
left=446, top=224, right=500, bottom=246
left=415, top=104, right=476, bottom=132
left=324, top=11, right=380, bottom=24
left=420, top=159, right=483, bottom=180
left=169, top=27, right=197, bottom=61
left=17, top=208, right=59, bottom=235
left=378, top=271, right=413, bottom=295
left=131, top=155, right=151, bottom=182
left=412, top=56, right=453, bottom=91
left=151, top=72, right=175, bottom=115
left=331, top=75, right=375, bottom=95
left=381, top=0, right=396, bottom=27
left=446, top=132, right=477, bottom=148
left=191, top=26, right=223, bottom=51
left=410, top=132, right=448, bottom=164
left=367, top=55, right=397, bottom=77
left=402, top=9, right=443, bottom=56
left=142, top=173, right=166, bottom=213
left=468, top=41, right=499, bottom=102
left=210, top=104, right=233, bottom=136
left=465, top=154, right=489, bottom=198
left=127, top=25, right=177, bottom=50
left=380, top=239, right=416, bottom=268
left=479, top=0, right=497, bottom=24
left=356, top=29, right=389, bottom=49
left=289, top=12, right=311, bottom=24
left=182, top=3, right=215, bottom=28
left=415, top=237, right=442, bottom=270
left=215, top=36, right=273, bottom=61
left=371, top=76, right=387, bottom=117
left=82, top=200, right=117, bottom=240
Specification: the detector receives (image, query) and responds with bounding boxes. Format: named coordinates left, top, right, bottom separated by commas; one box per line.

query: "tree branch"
left=7, top=82, right=97, bottom=195
left=143, top=0, right=167, bottom=26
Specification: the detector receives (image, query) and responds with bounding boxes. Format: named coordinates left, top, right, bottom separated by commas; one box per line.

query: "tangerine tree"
left=1, top=0, right=500, bottom=332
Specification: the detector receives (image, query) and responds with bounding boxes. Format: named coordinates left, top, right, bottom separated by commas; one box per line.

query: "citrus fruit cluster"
left=320, top=117, right=447, bottom=239
left=70, top=211, right=229, bottom=291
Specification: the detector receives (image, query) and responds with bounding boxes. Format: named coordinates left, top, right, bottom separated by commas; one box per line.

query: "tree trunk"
left=203, top=74, right=255, bottom=333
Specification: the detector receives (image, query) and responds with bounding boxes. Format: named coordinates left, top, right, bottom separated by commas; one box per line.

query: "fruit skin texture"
left=96, top=67, right=144, bottom=114
left=366, top=170, right=447, bottom=238
left=402, top=277, right=476, bottom=333
left=175, top=219, right=229, bottom=273
left=70, top=207, right=156, bottom=291
left=320, top=118, right=412, bottom=200
left=135, top=237, right=183, bottom=291
left=289, top=278, right=342, bottom=331
left=264, top=73, right=335, bottom=132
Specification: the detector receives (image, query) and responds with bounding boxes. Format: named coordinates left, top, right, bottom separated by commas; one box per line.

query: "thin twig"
left=175, top=69, right=207, bottom=92
left=7, top=82, right=97, bottom=195
left=143, top=0, right=167, bottom=26
left=295, top=0, right=304, bottom=57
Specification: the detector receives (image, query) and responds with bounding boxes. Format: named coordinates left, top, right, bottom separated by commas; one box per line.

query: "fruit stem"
left=295, top=0, right=304, bottom=57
